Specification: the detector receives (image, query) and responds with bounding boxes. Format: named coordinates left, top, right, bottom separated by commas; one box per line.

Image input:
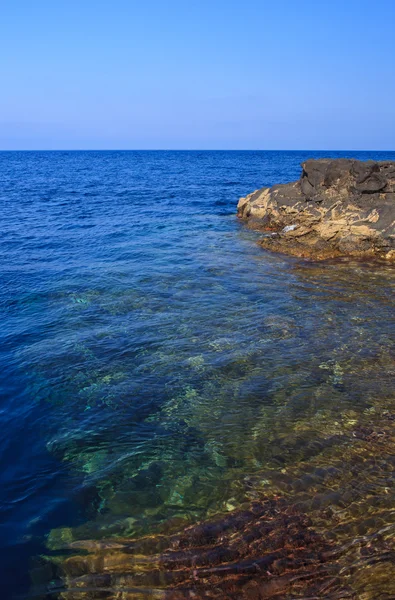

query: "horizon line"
left=1, top=148, right=394, bottom=153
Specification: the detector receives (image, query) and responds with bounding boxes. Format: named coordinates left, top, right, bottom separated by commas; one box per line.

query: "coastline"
left=237, top=159, right=395, bottom=261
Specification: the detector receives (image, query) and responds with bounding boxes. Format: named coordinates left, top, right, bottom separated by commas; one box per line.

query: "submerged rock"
left=32, top=407, right=395, bottom=599
left=237, top=159, right=395, bottom=260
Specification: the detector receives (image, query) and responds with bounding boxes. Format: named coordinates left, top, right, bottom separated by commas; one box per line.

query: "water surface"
left=1, top=151, right=394, bottom=598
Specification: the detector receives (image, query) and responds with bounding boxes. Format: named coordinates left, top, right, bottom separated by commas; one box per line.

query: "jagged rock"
left=237, top=159, right=395, bottom=260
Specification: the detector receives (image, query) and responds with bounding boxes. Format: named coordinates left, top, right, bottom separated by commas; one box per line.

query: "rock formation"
left=237, top=159, right=395, bottom=260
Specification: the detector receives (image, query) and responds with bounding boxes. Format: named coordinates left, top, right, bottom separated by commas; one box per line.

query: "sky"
left=1, top=0, right=394, bottom=150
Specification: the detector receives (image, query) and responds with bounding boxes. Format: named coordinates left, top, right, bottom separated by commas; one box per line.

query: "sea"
left=1, top=150, right=394, bottom=599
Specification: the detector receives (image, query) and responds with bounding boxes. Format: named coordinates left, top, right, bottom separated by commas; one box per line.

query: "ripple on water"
left=0, top=150, right=394, bottom=599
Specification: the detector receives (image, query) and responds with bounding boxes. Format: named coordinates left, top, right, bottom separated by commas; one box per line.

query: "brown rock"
left=237, top=159, right=395, bottom=260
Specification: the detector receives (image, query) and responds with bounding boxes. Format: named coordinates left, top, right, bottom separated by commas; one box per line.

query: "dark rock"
left=237, top=159, right=395, bottom=260
left=355, top=172, right=387, bottom=193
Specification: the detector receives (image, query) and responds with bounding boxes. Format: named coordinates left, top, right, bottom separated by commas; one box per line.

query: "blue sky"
left=1, top=0, right=394, bottom=150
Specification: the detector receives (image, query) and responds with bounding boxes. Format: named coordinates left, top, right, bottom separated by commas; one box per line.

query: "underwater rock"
left=32, top=406, right=395, bottom=599
left=237, top=159, right=395, bottom=260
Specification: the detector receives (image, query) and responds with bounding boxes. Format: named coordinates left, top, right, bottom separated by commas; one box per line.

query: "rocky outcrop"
left=237, top=159, right=395, bottom=260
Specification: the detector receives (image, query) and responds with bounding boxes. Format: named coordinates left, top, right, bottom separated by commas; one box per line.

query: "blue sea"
left=1, top=150, right=395, bottom=599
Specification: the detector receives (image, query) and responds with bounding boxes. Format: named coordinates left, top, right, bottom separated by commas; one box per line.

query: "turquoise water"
left=1, top=151, right=394, bottom=599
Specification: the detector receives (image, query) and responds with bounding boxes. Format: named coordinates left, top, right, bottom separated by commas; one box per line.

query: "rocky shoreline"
left=237, top=159, right=395, bottom=261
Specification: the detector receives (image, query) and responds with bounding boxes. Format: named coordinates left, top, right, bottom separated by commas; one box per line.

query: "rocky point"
left=237, top=159, right=395, bottom=260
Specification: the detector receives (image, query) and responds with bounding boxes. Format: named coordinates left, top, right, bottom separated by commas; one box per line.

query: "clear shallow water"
left=1, top=150, right=394, bottom=599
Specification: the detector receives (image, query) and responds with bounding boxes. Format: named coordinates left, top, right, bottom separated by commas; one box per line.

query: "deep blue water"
left=1, top=150, right=395, bottom=599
